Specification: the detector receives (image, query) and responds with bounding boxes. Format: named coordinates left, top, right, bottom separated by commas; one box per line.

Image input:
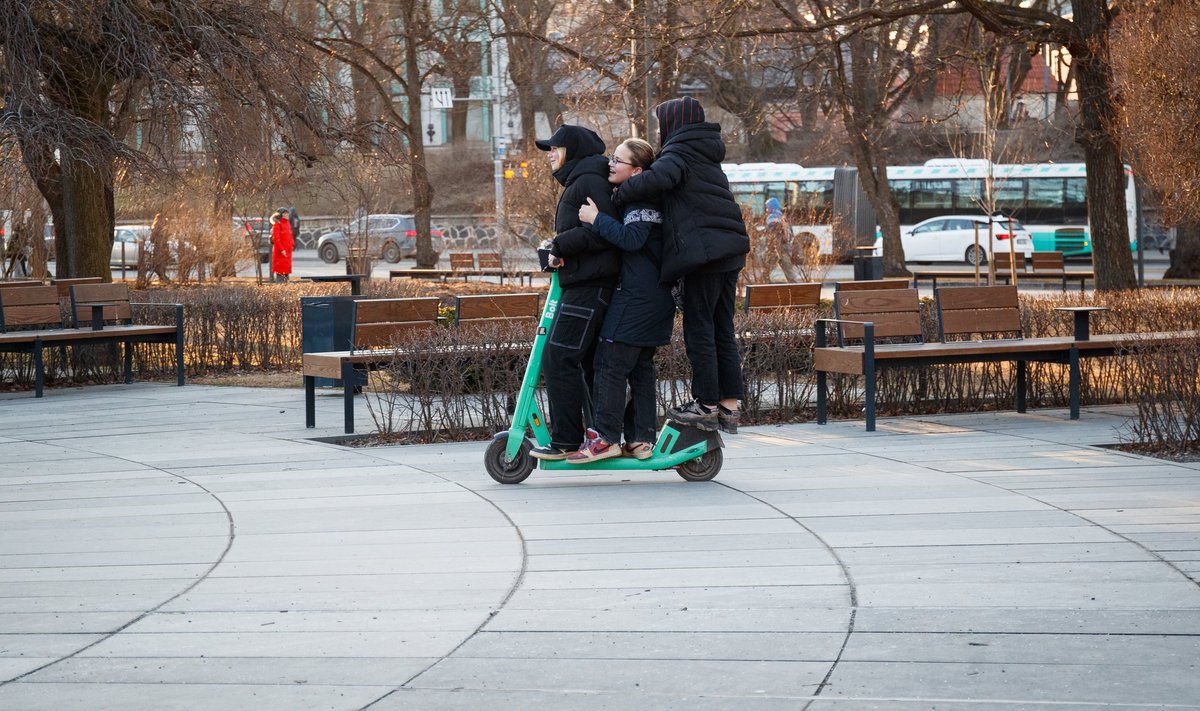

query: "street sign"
left=430, top=88, right=453, bottom=110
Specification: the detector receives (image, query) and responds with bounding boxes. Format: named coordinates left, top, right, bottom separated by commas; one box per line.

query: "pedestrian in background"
left=270, top=207, right=293, bottom=283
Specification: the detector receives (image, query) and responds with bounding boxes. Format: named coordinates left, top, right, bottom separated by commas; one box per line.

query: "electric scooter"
left=483, top=251, right=723, bottom=485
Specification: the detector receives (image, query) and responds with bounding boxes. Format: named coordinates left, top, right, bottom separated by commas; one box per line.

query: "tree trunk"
left=411, top=155, right=437, bottom=268
left=451, top=74, right=472, bottom=143
left=59, top=154, right=113, bottom=280
left=1164, top=222, right=1200, bottom=279
left=1071, top=0, right=1136, bottom=291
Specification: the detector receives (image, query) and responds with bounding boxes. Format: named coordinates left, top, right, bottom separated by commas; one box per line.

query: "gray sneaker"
left=667, top=401, right=719, bottom=431
left=717, top=405, right=739, bottom=434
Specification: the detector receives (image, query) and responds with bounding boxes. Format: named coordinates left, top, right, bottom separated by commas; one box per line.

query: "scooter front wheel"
left=676, top=447, right=723, bottom=482
left=485, top=432, right=535, bottom=484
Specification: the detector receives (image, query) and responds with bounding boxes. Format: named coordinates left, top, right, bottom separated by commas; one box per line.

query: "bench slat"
left=353, top=297, right=440, bottom=324
left=836, top=288, right=920, bottom=315
left=834, top=278, right=911, bottom=292
left=456, top=293, right=540, bottom=321
left=353, top=321, right=437, bottom=349
left=743, top=282, right=822, bottom=312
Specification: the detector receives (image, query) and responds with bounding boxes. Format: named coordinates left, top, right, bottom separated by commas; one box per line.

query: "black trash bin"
left=300, top=295, right=367, bottom=388
left=852, top=248, right=884, bottom=281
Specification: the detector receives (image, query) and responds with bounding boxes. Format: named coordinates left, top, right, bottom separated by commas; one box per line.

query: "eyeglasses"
left=608, top=155, right=635, bottom=166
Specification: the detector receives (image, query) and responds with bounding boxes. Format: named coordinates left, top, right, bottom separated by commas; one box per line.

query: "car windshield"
left=994, top=219, right=1022, bottom=231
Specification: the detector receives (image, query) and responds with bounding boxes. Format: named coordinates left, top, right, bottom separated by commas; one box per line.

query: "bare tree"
left=793, top=0, right=935, bottom=274
left=1110, top=0, right=1200, bottom=279
left=0, top=0, right=332, bottom=279
left=314, top=0, right=485, bottom=268
left=953, top=0, right=1136, bottom=290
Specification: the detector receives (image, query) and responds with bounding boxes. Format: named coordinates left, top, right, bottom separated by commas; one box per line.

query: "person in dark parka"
left=614, top=97, right=750, bottom=435
left=530, top=124, right=622, bottom=460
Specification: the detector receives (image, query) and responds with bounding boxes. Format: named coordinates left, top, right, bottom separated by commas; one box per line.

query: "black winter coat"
left=614, top=122, right=749, bottom=283
left=548, top=140, right=621, bottom=289
left=589, top=201, right=676, bottom=347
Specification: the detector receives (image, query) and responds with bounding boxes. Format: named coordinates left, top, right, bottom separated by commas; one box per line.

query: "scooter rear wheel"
left=676, top=447, right=723, bottom=482
left=485, top=433, right=535, bottom=484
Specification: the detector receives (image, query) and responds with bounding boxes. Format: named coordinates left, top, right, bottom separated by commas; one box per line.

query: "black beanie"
left=655, top=97, right=705, bottom=142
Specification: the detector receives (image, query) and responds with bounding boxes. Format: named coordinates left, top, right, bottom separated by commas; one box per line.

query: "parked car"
left=317, top=214, right=444, bottom=264
left=874, top=215, right=1034, bottom=265
left=111, top=225, right=152, bottom=267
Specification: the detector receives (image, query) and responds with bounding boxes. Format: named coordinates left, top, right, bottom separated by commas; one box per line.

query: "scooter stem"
left=504, top=268, right=560, bottom=460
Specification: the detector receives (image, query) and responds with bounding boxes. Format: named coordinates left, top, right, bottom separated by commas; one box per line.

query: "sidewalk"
left=1, top=383, right=1198, bottom=710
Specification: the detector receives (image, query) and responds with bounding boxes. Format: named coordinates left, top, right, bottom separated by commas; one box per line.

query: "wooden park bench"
left=814, top=286, right=1069, bottom=430
left=0, top=283, right=184, bottom=397
left=815, top=284, right=1200, bottom=430
left=476, top=252, right=542, bottom=285
left=302, top=296, right=441, bottom=433
left=909, top=266, right=991, bottom=289
left=994, top=251, right=1092, bottom=292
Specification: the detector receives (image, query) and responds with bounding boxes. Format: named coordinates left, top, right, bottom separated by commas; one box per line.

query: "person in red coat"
left=270, top=208, right=294, bottom=282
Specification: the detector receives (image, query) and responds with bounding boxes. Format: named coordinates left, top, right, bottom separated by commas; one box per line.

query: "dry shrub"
left=1123, top=334, right=1200, bottom=456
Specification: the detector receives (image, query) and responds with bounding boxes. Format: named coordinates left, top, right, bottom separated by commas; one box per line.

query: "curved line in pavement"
left=715, top=481, right=860, bottom=706
left=0, top=459, right=236, bottom=686
left=358, top=475, right=530, bottom=710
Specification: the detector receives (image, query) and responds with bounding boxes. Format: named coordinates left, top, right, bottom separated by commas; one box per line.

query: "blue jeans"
left=592, top=340, right=658, bottom=444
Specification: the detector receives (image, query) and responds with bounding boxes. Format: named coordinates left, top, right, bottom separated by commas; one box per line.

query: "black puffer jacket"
left=545, top=127, right=621, bottom=289
left=614, top=122, right=749, bottom=283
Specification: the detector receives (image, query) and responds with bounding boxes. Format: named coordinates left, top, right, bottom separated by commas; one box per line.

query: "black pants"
left=592, top=340, right=658, bottom=445
left=544, top=285, right=611, bottom=449
left=681, top=269, right=744, bottom=405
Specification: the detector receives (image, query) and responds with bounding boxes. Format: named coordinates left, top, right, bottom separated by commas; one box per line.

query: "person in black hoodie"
left=530, top=125, right=622, bottom=460
left=614, top=97, right=750, bottom=434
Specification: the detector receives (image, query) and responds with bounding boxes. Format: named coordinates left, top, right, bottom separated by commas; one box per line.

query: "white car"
left=875, top=215, right=1034, bottom=266
left=111, top=225, right=151, bottom=267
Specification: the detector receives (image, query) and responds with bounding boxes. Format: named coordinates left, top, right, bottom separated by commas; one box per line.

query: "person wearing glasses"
left=566, top=138, right=676, bottom=462
left=613, top=97, right=749, bottom=434
left=530, top=125, right=622, bottom=461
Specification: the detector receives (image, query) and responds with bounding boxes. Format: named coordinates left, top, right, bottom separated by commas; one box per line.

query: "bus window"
left=793, top=180, right=834, bottom=216
left=1026, top=178, right=1065, bottom=223
left=994, top=178, right=1026, bottom=216
left=954, top=179, right=984, bottom=212
left=1063, top=178, right=1087, bottom=225
left=910, top=179, right=953, bottom=222
left=890, top=180, right=913, bottom=223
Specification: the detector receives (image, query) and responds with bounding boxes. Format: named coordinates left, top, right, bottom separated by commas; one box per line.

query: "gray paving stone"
left=821, top=659, right=1200, bottom=706
left=411, top=657, right=830, bottom=696
left=0, top=682, right=385, bottom=711
left=457, top=630, right=846, bottom=661
left=25, top=655, right=434, bottom=686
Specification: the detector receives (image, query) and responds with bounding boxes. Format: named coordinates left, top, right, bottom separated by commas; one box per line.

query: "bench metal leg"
left=1016, top=360, right=1027, bottom=413
left=34, top=341, right=44, bottom=398
left=1068, top=347, right=1081, bottom=420
left=342, top=360, right=356, bottom=434
left=123, top=342, right=133, bottom=384
left=175, top=310, right=186, bottom=386
left=305, top=375, right=316, bottom=428
left=864, top=368, right=876, bottom=432
left=816, top=370, right=827, bottom=425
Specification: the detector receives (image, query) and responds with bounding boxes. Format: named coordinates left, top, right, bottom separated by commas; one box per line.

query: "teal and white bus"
left=722, top=159, right=1138, bottom=257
